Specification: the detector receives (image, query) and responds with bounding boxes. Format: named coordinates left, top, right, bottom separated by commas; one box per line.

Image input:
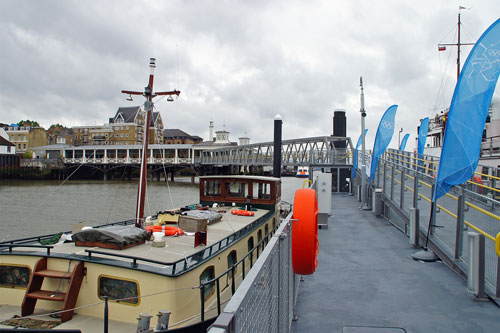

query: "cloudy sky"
left=0, top=0, right=499, bottom=150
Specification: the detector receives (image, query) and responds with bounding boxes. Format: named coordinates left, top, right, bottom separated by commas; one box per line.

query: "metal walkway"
left=200, top=136, right=353, bottom=167
left=291, top=193, right=499, bottom=333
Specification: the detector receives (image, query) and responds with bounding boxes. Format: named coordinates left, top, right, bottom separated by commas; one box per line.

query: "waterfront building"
left=0, top=128, right=15, bottom=155
left=5, top=124, right=48, bottom=154
left=0, top=128, right=18, bottom=168
left=164, top=129, right=203, bottom=144
left=47, top=125, right=74, bottom=145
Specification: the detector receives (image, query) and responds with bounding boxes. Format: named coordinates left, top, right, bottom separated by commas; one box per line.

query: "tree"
left=18, top=120, right=40, bottom=128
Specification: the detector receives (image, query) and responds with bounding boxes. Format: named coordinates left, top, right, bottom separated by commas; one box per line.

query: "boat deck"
left=291, top=193, right=499, bottom=332
left=6, top=208, right=270, bottom=269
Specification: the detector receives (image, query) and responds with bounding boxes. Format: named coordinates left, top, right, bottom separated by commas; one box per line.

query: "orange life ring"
left=230, top=209, right=255, bottom=216
left=292, top=188, right=319, bottom=275
left=145, top=225, right=184, bottom=236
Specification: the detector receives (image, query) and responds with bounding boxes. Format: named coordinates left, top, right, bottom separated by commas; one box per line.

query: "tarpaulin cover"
left=72, top=225, right=150, bottom=246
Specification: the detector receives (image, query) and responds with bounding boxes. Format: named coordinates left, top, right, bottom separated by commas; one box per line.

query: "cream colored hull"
left=1, top=211, right=278, bottom=330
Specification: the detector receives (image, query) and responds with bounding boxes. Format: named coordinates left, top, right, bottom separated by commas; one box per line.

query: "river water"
left=0, top=177, right=305, bottom=241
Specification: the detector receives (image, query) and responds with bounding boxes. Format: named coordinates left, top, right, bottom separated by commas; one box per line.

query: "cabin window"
left=257, top=229, right=263, bottom=254
left=227, top=250, right=237, bottom=282
left=248, top=236, right=255, bottom=267
left=0, top=265, right=30, bottom=289
left=98, top=275, right=139, bottom=305
left=265, top=224, right=269, bottom=244
left=253, top=182, right=271, bottom=200
left=200, top=266, right=215, bottom=300
left=204, top=180, right=221, bottom=196
left=226, top=182, right=248, bottom=198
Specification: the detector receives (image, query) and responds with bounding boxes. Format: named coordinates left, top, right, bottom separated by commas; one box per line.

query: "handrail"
left=496, top=233, right=500, bottom=257
left=0, top=244, right=54, bottom=255
left=384, top=158, right=498, bottom=241
left=465, top=179, right=500, bottom=193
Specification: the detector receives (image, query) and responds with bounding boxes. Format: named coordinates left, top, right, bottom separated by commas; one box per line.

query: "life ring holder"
left=291, top=188, right=319, bottom=275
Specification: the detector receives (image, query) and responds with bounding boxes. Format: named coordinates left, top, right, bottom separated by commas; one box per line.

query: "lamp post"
left=398, top=128, right=403, bottom=148
left=360, top=77, right=370, bottom=210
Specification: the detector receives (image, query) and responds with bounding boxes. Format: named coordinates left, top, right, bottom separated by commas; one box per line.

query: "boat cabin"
left=200, top=176, right=281, bottom=209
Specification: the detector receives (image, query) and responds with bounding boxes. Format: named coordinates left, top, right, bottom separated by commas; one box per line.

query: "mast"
left=122, top=58, right=181, bottom=228
left=438, top=7, right=474, bottom=81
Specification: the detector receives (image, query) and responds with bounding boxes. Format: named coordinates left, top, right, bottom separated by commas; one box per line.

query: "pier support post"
left=410, top=207, right=419, bottom=247
left=467, top=232, right=488, bottom=301
left=273, top=115, right=282, bottom=178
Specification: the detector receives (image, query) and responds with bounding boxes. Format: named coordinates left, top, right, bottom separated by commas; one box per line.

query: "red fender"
left=292, top=188, right=319, bottom=275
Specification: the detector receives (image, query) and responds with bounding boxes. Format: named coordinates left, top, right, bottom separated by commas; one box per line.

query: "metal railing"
left=208, top=212, right=299, bottom=332
left=369, top=149, right=500, bottom=298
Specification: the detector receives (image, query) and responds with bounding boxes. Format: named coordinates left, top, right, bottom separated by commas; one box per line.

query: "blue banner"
left=370, top=105, right=398, bottom=182
left=418, top=117, right=429, bottom=155
left=399, top=133, right=409, bottom=151
left=352, top=129, right=368, bottom=179
left=434, top=18, right=500, bottom=201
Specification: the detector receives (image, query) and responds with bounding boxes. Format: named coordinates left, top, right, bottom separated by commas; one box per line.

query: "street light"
left=398, top=128, right=403, bottom=148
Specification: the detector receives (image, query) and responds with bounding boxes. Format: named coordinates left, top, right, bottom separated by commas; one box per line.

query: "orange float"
left=230, top=209, right=255, bottom=216
left=292, top=188, right=319, bottom=275
left=145, top=225, right=184, bottom=236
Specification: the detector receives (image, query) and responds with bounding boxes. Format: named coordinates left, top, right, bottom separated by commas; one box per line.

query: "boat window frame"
left=97, top=274, right=141, bottom=306
left=0, top=264, right=31, bottom=290
left=227, top=250, right=238, bottom=284
left=200, top=265, right=216, bottom=300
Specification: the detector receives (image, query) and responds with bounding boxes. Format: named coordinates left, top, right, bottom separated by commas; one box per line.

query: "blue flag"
left=418, top=117, right=429, bottom=155
left=370, top=105, right=398, bottom=182
left=399, top=133, right=409, bottom=151
left=433, top=18, right=500, bottom=201
left=352, top=129, right=368, bottom=179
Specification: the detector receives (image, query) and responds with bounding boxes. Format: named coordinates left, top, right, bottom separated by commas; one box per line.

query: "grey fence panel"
left=208, top=214, right=299, bottom=333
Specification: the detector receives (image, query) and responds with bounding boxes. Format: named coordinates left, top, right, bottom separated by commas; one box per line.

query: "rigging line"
left=24, top=150, right=95, bottom=223
left=105, top=165, right=128, bottom=223
left=160, top=148, right=175, bottom=210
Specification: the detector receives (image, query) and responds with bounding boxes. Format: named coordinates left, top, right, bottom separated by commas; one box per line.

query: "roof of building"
left=164, top=129, right=191, bottom=138
left=110, top=106, right=141, bottom=123
left=0, top=135, right=15, bottom=147
left=195, top=141, right=237, bottom=147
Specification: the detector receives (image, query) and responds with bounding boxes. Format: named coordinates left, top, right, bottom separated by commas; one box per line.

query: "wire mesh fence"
left=208, top=214, right=299, bottom=333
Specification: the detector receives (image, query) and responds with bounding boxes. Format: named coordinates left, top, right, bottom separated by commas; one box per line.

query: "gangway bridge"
left=199, top=135, right=354, bottom=168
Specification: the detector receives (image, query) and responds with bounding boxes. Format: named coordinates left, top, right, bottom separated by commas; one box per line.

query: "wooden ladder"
left=21, top=257, right=85, bottom=322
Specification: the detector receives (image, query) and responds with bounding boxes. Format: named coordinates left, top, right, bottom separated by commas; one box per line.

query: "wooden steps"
left=21, top=257, right=85, bottom=322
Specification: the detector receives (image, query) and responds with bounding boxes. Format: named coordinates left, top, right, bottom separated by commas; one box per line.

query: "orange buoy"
left=145, top=225, right=184, bottom=236
left=292, top=188, right=319, bottom=275
left=230, top=209, right=255, bottom=216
